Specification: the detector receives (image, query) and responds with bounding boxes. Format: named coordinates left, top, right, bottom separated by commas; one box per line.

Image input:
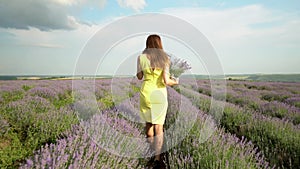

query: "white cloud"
left=163, top=5, right=276, bottom=41
left=1, top=23, right=102, bottom=75
left=30, top=43, right=65, bottom=49
left=82, top=0, right=107, bottom=9
left=5, top=23, right=101, bottom=49
left=162, top=5, right=300, bottom=73
left=52, top=0, right=79, bottom=6
left=163, top=5, right=299, bottom=42
left=0, top=0, right=87, bottom=31
left=117, top=0, right=146, bottom=12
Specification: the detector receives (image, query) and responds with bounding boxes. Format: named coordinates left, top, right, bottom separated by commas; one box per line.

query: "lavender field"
left=0, top=78, right=299, bottom=169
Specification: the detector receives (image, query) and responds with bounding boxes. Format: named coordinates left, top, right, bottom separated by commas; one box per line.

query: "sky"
left=0, top=0, right=299, bottom=75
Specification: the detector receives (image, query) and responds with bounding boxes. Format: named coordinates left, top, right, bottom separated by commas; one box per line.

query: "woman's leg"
left=145, top=122, right=154, bottom=151
left=153, top=124, right=164, bottom=161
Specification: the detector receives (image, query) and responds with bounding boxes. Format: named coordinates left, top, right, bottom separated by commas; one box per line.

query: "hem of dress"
left=144, top=120, right=165, bottom=125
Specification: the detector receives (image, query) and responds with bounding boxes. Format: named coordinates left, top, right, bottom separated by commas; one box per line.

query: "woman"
left=136, top=34, right=178, bottom=168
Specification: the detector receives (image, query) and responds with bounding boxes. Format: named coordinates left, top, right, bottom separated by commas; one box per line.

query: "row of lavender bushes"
left=20, top=113, right=145, bottom=169
left=17, top=79, right=147, bottom=168
left=176, top=84, right=300, bottom=169
left=0, top=79, right=138, bottom=168
left=164, top=88, right=271, bottom=169
left=188, top=80, right=300, bottom=125
left=109, top=87, right=272, bottom=168
left=116, top=86, right=270, bottom=167
left=0, top=80, right=77, bottom=168
left=19, top=85, right=272, bottom=169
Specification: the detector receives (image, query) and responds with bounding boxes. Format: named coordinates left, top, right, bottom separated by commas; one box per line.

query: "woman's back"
left=139, top=54, right=166, bottom=88
left=139, top=53, right=168, bottom=124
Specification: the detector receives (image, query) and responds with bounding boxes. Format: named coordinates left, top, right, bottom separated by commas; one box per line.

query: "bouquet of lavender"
left=168, top=54, right=192, bottom=80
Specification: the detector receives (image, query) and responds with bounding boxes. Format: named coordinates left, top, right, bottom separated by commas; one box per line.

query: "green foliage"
left=0, top=131, right=27, bottom=168
left=52, top=92, right=74, bottom=108
left=128, top=85, right=140, bottom=97
left=294, top=116, right=300, bottom=125
left=99, top=94, right=115, bottom=109
left=295, top=102, right=300, bottom=108
left=261, top=93, right=288, bottom=102
left=22, top=85, right=33, bottom=92
left=248, top=101, right=260, bottom=111
left=1, top=90, right=24, bottom=103
left=244, top=84, right=270, bottom=90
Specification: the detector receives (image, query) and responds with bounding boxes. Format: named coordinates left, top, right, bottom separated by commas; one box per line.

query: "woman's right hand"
left=169, top=77, right=178, bottom=84
left=174, top=77, right=179, bottom=85
left=170, top=76, right=179, bottom=85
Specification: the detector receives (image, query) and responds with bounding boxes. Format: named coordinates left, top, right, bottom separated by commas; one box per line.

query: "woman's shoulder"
left=139, top=53, right=149, bottom=61
left=139, top=53, right=147, bottom=58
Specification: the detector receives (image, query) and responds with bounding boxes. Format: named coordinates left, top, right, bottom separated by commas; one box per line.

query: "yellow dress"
left=139, top=54, right=168, bottom=125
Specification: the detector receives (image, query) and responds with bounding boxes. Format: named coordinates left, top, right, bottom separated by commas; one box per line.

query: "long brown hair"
left=143, top=34, right=170, bottom=69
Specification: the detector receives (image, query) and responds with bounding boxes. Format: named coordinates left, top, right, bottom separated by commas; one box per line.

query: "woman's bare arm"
left=163, top=64, right=178, bottom=86
left=136, top=56, right=143, bottom=80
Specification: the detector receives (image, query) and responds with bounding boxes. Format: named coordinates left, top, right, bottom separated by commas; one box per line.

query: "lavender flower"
left=168, top=54, right=191, bottom=79
left=285, top=96, right=300, bottom=108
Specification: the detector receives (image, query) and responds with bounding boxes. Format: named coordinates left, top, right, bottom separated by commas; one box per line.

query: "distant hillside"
left=0, top=75, right=114, bottom=80
left=182, top=74, right=300, bottom=82
left=0, top=76, right=18, bottom=80
left=226, top=74, right=300, bottom=82
left=1, top=74, right=300, bottom=82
